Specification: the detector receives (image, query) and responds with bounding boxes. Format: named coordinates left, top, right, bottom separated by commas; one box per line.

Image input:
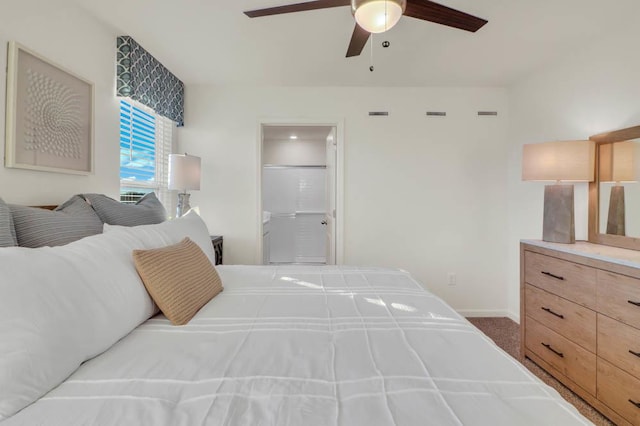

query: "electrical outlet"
left=448, top=273, right=457, bottom=286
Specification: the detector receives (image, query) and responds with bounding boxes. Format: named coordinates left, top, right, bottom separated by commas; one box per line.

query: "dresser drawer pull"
left=541, top=343, right=564, bottom=358
left=629, top=300, right=640, bottom=307
left=541, top=271, right=565, bottom=281
left=541, top=307, right=564, bottom=319
left=629, top=399, right=640, bottom=409
left=630, top=350, right=640, bottom=359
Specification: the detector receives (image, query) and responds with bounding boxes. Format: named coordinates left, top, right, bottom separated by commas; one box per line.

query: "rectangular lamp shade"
left=168, top=154, right=201, bottom=191
left=522, top=140, right=595, bottom=182
left=599, top=141, right=639, bottom=183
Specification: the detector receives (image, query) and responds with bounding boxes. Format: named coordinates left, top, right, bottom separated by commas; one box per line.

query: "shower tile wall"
left=263, top=167, right=326, bottom=264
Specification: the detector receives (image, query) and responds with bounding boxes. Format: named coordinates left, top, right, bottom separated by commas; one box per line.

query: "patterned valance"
left=116, top=36, right=184, bottom=126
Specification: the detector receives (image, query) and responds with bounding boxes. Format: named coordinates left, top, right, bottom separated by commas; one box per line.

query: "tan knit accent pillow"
left=133, top=238, right=223, bottom=325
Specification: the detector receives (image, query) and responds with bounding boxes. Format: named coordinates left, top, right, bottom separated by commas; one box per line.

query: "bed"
left=0, top=207, right=592, bottom=425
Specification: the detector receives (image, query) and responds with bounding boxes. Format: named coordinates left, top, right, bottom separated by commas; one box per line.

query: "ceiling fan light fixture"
left=351, top=0, right=406, bottom=34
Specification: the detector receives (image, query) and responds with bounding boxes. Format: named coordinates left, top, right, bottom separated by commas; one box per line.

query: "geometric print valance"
left=116, top=36, right=184, bottom=126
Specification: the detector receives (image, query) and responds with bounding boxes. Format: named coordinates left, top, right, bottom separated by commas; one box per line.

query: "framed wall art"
left=5, top=41, right=94, bottom=174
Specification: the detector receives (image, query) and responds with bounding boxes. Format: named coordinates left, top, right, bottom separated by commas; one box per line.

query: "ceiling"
left=73, top=0, right=640, bottom=87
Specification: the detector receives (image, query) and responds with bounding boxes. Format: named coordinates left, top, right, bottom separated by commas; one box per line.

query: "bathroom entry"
left=261, top=125, right=337, bottom=265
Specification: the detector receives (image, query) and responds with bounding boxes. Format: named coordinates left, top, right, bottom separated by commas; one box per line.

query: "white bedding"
left=3, top=265, right=591, bottom=426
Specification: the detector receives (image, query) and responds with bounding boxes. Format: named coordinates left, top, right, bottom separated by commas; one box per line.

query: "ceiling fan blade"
left=244, top=0, right=351, bottom=18
left=405, top=0, right=487, bottom=32
left=346, top=24, right=370, bottom=57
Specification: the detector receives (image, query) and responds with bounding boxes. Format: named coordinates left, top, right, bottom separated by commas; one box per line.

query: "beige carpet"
left=467, top=317, right=614, bottom=426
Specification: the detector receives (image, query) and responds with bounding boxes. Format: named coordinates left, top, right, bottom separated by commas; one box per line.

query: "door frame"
left=256, top=118, right=345, bottom=265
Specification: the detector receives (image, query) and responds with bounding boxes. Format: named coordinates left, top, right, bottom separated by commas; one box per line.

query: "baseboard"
left=507, top=311, right=520, bottom=324
left=458, top=309, right=520, bottom=324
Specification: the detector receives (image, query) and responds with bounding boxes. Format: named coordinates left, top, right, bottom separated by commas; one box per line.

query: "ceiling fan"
left=244, top=0, right=488, bottom=58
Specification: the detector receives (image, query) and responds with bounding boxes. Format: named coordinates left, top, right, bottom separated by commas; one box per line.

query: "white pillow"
left=103, top=210, right=216, bottom=266
left=0, top=211, right=216, bottom=420
left=0, top=230, right=156, bottom=420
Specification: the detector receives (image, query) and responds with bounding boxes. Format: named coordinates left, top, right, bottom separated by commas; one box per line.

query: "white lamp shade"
left=352, top=0, right=406, bottom=34
left=168, top=154, right=201, bottom=191
left=522, top=140, right=595, bottom=182
left=599, top=141, right=639, bottom=183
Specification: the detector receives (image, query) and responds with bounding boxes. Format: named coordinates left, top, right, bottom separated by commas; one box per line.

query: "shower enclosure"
left=262, top=165, right=326, bottom=264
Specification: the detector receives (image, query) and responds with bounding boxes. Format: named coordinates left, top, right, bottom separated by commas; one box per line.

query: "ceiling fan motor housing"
left=351, top=0, right=407, bottom=33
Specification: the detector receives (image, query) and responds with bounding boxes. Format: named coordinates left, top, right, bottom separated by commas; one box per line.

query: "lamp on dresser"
left=522, top=140, right=595, bottom=244
left=168, top=153, right=201, bottom=218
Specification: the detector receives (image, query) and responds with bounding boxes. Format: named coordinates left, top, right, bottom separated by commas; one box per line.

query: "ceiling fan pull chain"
left=369, top=33, right=375, bottom=72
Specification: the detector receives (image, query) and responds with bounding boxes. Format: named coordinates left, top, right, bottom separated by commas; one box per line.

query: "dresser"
left=521, top=240, right=640, bottom=426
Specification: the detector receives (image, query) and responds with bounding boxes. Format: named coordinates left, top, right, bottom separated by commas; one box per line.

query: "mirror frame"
left=588, top=125, right=640, bottom=250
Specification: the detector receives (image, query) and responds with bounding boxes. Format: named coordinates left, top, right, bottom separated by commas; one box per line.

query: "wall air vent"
left=426, top=111, right=446, bottom=116
left=368, top=111, right=389, bottom=116
left=478, top=111, right=498, bottom=116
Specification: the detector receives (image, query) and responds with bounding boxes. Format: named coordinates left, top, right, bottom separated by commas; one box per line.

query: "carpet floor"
left=467, top=317, right=614, bottom=426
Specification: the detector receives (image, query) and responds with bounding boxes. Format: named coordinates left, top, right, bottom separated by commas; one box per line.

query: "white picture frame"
left=5, top=41, right=95, bottom=175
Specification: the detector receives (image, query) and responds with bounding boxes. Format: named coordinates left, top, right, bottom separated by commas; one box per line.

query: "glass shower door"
left=263, top=166, right=326, bottom=264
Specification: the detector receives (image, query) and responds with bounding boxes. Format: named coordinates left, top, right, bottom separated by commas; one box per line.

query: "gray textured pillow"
left=10, top=196, right=103, bottom=248
left=0, top=198, right=17, bottom=247
left=84, top=192, right=167, bottom=226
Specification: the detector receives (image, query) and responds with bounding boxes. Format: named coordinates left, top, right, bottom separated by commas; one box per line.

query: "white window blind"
left=155, top=115, right=175, bottom=214
left=119, top=99, right=175, bottom=214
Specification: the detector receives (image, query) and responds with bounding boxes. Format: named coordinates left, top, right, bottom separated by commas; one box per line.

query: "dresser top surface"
left=522, top=239, right=640, bottom=270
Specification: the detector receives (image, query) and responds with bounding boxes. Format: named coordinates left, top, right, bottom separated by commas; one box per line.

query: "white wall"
left=7, top=1, right=635, bottom=319
left=263, top=139, right=326, bottom=166
left=180, top=86, right=509, bottom=315
left=507, top=24, right=640, bottom=320
left=0, top=1, right=120, bottom=205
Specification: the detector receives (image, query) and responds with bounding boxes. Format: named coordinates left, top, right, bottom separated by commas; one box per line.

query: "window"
left=119, top=99, right=174, bottom=212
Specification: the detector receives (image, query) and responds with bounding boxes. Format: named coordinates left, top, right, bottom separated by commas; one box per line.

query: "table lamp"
left=522, top=140, right=595, bottom=243
left=168, top=153, right=201, bottom=217
left=599, top=141, right=639, bottom=236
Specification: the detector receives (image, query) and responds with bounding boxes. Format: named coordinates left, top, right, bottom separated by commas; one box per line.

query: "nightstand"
left=210, top=236, right=223, bottom=265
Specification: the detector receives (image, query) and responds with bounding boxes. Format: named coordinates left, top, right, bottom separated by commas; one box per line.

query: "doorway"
left=259, top=123, right=341, bottom=265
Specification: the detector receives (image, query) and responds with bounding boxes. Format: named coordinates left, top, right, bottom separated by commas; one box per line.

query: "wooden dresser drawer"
left=598, top=270, right=640, bottom=330
left=525, top=284, right=596, bottom=352
left=598, top=314, right=640, bottom=381
left=524, top=251, right=597, bottom=309
left=525, top=316, right=596, bottom=395
left=598, top=359, right=640, bottom=425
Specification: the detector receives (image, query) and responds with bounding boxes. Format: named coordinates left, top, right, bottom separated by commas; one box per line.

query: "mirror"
left=589, top=125, right=640, bottom=250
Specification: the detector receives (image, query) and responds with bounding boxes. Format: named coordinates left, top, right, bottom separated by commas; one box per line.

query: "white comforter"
left=4, top=266, right=591, bottom=425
